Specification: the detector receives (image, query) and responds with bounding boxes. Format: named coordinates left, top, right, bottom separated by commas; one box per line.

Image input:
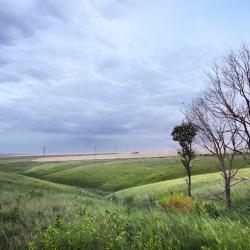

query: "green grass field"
left=1, top=155, right=247, bottom=192
left=0, top=155, right=249, bottom=250
left=113, top=168, right=250, bottom=205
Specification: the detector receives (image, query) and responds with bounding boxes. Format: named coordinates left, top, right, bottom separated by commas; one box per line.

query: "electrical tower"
left=43, top=145, right=46, bottom=157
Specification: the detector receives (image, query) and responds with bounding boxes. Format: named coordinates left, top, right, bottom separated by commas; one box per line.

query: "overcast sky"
left=0, top=0, right=250, bottom=154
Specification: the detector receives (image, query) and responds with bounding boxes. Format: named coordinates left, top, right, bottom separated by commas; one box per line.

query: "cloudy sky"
left=0, top=0, right=250, bottom=154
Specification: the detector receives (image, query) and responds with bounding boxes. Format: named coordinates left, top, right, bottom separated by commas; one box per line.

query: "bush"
left=0, top=207, right=20, bottom=222
left=29, top=208, right=127, bottom=250
left=196, top=201, right=221, bottom=218
left=123, top=196, right=136, bottom=212
left=161, top=194, right=196, bottom=213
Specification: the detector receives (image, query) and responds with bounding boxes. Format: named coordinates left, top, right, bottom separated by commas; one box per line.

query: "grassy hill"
left=25, top=155, right=249, bottom=191
left=0, top=171, right=96, bottom=195
left=1, top=156, right=250, bottom=250
left=0, top=170, right=100, bottom=249
left=112, top=168, right=250, bottom=205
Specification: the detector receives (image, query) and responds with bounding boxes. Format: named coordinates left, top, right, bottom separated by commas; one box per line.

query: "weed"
left=161, top=194, right=196, bottom=213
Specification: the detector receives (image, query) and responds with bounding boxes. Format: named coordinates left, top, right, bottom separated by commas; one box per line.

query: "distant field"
left=33, top=152, right=177, bottom=162
left=0, top=155, right=248, bottom=192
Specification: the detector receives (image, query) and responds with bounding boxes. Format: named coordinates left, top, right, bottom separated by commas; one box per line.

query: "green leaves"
left=171, top=122, right=197, bottom=161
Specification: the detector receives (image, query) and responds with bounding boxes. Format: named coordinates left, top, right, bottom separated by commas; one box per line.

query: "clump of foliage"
left=196, top=201, right=222, bottom=218
left=29, top=206, right=250, bottom=250
left=29, top=208, right=127, bottom=250
left=161, top=194, right=196, bottom=213
left=171, top=122, right=197, bottom=196
left=123, top=196, right=136, bottom=212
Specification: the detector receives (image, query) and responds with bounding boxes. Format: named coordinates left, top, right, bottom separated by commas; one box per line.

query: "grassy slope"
left=0, top=171, right=101, bottom=250
left=35, top=155, right=249, bottom=191
left=0, top=171, right=77, bottom=193
left=0, top=161, right=45, bottom=174
left=1, top=157, right=250, bottom=250
left=22, top=161, right=103, bottom=178
left=113, top=168, right=250, bottom=205
left=0, top=159, right=103, bottom=176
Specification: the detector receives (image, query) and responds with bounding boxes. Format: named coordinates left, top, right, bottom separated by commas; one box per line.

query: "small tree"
left=171, top=122, right=197, bottom=197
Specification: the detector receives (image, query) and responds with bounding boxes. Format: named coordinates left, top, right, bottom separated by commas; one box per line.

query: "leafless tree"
left=187, top=97, right=244, bottom=209
left=204, top=43, right=250, bottom=153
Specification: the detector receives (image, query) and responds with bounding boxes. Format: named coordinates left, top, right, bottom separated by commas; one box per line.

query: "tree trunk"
left=225, top=180, right=232, bottom=209
left=187, top=173, right=191, bottom=197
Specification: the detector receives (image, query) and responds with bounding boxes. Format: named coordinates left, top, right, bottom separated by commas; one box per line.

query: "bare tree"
left=187, top=97, right=244, bottom=209
left=204, top=43, right=250, bottom=152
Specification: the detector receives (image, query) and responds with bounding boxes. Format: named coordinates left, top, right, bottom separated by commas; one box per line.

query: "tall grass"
left=1, top=157, right=250, bottom=250
left=29, top=203, right=250, bottom=250
left=0, top=172, right=99, bottom=250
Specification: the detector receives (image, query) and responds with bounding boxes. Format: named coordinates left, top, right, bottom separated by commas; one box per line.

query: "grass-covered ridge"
left=11, top=155, right=249, bottom=192
left=112, top=168, right=250, bottom=205
left=0, top=169, right=101, bottom=249
left=0, top=156, right=250, bottom=250
left=0, top=171, right=97, bottom=197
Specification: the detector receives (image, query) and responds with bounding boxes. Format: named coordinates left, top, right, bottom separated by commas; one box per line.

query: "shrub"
left=123, top=196, right=136, bottom=212
left=161, top=194, right=196, bottom=213
left=0, top=207, right=20, bottom=222
left=29, top=208, right=127, bottom=250
left=196, top=201, right=221, bottom=218
left=110, top=194, right=119, bottom=203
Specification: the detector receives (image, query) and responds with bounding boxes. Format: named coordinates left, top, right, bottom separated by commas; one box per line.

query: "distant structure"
left=94, top=146, right=97, bottom=159
left=43, top=145, right=46, bottom=157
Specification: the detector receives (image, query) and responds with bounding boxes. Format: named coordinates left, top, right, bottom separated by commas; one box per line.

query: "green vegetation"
left=113, top=169, right=250, bottom=205
left=171, top=122, right=197, bottom=196
left=0, top=170, right=99, bottom=249
left=0, top=156, right=249, bottom=249
left=30, top=204, right=250, bottom=250
left=1, top=155, right=246, bottom=192
left=41, top=156, right=249, bottom=191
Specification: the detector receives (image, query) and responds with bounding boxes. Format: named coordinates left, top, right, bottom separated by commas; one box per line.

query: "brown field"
left=33, top=152, right=178, bottom=162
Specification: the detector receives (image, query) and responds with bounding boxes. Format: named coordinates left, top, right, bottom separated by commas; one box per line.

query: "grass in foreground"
left=1, top=156, right=250, bottom=250
left=0, top=171, right=100, bottom=250
left=29, top=204, right=250, bottom=250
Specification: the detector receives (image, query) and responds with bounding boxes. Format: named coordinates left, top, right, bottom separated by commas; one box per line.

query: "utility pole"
left=94, top=146, right=97, bottom=159
left=43, top=144, right=46, bottom=157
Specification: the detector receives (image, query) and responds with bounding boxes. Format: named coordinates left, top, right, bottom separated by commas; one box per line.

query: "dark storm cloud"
left=0, top=0, right=69, bottom=45
left=0, top=6, right=33, bottom=44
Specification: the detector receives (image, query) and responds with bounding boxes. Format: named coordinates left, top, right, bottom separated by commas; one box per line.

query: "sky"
left=0, top=0, right=250, bottom=154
